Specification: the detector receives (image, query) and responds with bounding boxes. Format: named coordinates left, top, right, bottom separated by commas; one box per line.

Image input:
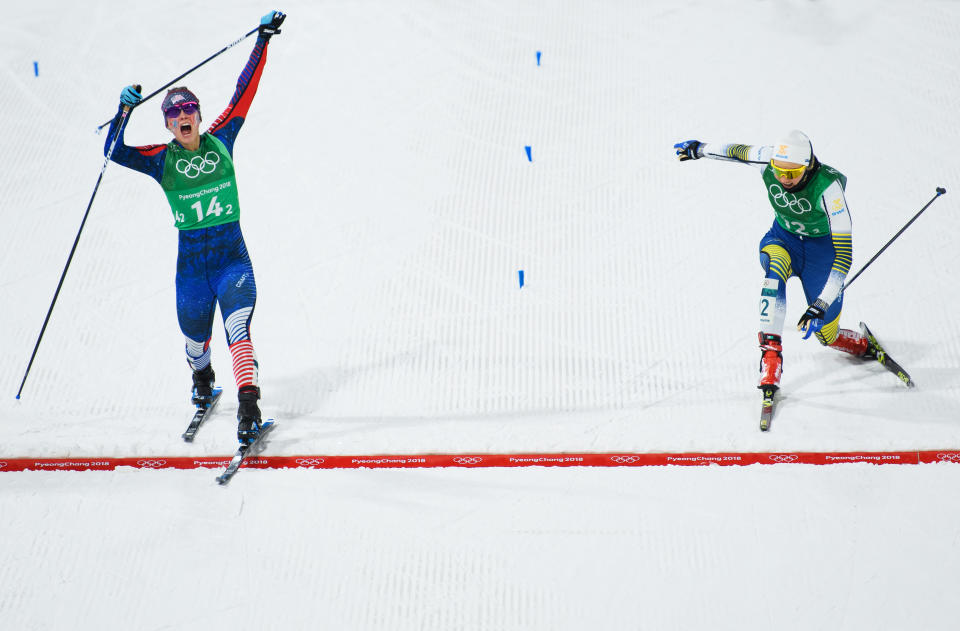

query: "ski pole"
left=95, top=26, right=259, bottom=133
left=16, top=91, right=142, bottom=400
left=843, top=187, right=946, bottom=292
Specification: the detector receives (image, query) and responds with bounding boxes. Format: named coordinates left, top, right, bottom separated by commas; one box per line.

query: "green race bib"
left=161, top=134, right=241, bottom=230
left=761, top=163, right=847, bottom=237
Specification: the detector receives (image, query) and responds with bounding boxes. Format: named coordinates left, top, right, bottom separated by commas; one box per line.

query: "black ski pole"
left=15, top=92, right=142, bottom=400
left=843, top=187, right=946, bottom=292
left=95, top=26, right=259, bottom=133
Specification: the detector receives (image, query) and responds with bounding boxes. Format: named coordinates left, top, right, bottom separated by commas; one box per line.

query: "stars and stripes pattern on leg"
left=229, top=340, right=259, bottom=390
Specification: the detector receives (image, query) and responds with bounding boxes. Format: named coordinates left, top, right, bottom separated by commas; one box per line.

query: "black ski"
left=182, top=387, right=223, bottom=442
left=760, top=386, right=778, bottom=431
left=860, top=322, right=915, bottom=388
left=216, top=421, right=276, bottom=485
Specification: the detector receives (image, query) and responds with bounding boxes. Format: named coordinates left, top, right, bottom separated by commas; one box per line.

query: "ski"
left=860, top=322, right=915, bottom=388
left=759, top=386, right=778, bottom=431
left=216, top=420, right=276, bottom=485
left=182, top=387, right=223, bottom=442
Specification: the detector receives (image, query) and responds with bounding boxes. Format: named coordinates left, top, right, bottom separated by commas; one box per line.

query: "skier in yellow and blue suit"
left=674, top=131, right=882, bottom=397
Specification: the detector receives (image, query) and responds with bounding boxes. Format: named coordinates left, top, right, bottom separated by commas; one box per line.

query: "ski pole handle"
left=121, top=84, right=142, bottom=114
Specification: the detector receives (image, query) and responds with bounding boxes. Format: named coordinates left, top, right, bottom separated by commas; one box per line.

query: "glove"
left=674, top=139, right=702, bottom=161
left=797, top=299, right=829, bottom=340
left=259, top=10, right=286, bottom=38
left=120, top=85, right=142, bottom=108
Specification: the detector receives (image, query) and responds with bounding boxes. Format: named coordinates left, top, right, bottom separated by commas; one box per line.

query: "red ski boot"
left=758, top=333, right=783, bottom=389
left=757, top=332, right=782, bottom=431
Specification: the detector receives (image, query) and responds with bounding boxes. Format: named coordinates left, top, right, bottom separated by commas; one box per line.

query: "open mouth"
left=180, top=123, right=193, bottom=135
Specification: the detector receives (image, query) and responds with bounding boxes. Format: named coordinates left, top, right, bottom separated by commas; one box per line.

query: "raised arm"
left=206, top=11, right=283, bottom=155
left=104, top=87, right=168, bottom=184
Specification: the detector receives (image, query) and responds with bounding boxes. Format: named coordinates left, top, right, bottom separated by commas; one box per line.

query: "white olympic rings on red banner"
left=769, top=454, right=799, bottom=463
left=137, top=459, right=168, bottom=468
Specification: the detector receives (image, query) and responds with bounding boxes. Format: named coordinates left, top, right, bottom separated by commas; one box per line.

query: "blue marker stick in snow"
left=525, top=146, right=532, bottom=162
left=536, top=51, right=541, bottom=66
left=518, top=270, right=525, bottom=288
left=33, top=61, right=38, bottom=77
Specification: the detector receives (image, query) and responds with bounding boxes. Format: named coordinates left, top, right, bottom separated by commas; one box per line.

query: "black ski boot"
left=191, top=365, right=216, bottom=406
left=237, top=385, right=262, bottom=445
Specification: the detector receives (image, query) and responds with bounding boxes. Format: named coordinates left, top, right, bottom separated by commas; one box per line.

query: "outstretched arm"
left=675, top=140, right=773, bottom=171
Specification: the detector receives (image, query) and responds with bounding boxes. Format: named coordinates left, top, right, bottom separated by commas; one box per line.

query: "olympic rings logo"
left=137, top=459, right=167, bottom=468
left=295, top=458, right=326, bottom=467
left=769, top=454, right=799, bottom=463
left=175, top=152, right=220, bottom=179
left=453, top=457, right=482, bottom=465
left=768, top=184, right=812, bottom=214
left=610, top=456, right=640, bottom=464
left=937, top=453, right=960, bottom=463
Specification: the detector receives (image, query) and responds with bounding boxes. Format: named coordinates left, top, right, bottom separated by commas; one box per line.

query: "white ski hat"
left=772, top=130, right=813, bottom=166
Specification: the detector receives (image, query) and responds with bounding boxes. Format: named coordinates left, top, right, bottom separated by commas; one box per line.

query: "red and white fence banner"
left=1, top=450, right=959, bottom=472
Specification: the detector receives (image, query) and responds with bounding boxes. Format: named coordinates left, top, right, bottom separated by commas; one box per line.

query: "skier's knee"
left=814, top=316, right=840, bottom=346
left=760, top=244, right=791, bottom=282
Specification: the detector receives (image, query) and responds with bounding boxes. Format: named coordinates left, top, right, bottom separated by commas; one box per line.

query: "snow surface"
left=2, top=0, right=960, bottom=628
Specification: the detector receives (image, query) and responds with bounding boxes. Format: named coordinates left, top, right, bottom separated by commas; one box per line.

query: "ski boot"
left=237, top=385, right=262, bottom=445
left=828, top=327, right=871, bottom=357
left=758, top=333, right=783, bottom=391
left=758, top=332, right=782, bottom=431
left=191, top=365, right=216, bottom=407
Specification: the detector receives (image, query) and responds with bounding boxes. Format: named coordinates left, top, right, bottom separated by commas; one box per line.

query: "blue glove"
left=259, top=10, right=286, bottom=38
left=797, top=299, right=828, bottom=340
left=120, top=85, right=142, bottom=108
left=674, top=139, right=702, bottom=161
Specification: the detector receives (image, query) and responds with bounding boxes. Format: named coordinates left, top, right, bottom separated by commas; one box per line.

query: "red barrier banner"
left=1, top=450, right=959, bottom=472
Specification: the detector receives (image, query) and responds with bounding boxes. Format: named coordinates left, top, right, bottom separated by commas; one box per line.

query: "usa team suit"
left=104, top=36, right=271, bottom=396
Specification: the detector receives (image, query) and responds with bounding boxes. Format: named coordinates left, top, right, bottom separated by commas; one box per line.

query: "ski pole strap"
left=843, top=187, right=946, bottom=292
left=96, top=26, right=259, bottom=132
